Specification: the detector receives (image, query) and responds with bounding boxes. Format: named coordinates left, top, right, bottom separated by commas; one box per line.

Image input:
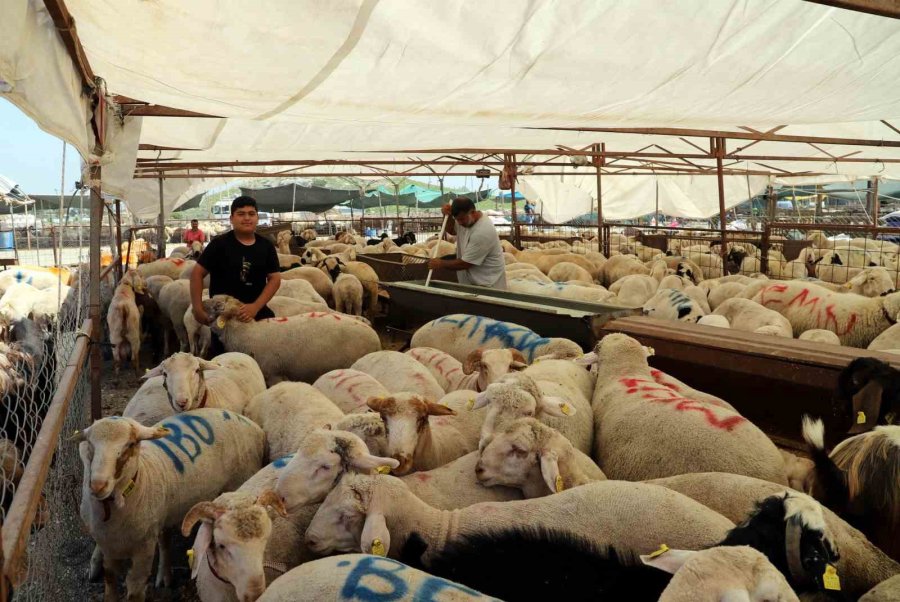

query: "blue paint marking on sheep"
left=271, top=454, right=295, bottom=469
left=434, top=315, right=549, bottom=362
left=337, top=556, right=490, bottom=601
left=148, top=414, right=216, bottom=474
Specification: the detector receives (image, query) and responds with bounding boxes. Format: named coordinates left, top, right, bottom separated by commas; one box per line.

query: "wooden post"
left=89, top=164, right=103, bottom=421
left=815, top=185, right=823, bottom=223
left=871, top=178, right=880, bottom=225
left=50, top=226, right=58, bottom=266
left=157, top=178, right=166, bottom=259
left=594, top=143, right=605, bottom=254
left=714, top=137, right=728, bottom=275
left=114, top=199, right=123, bottom=281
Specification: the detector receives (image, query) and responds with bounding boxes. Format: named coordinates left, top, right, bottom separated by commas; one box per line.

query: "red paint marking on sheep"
left=650, top=370, right=680, bottom=392
left=758, top=283, right=788, bottom=307
left=265, top=317, right=289, bottom=323
left=786, top=288, right=820, bottom=311
left=414, top=473, right=431, bottom=482
left=168, top=258, right=185, bottom=266
left=823, top=305, right=857, bottom=335
left=619, top=377, right=746, bottom=431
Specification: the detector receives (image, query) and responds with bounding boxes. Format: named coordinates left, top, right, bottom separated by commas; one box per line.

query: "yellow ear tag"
left=216, top=317, right=226, bottom=328
left=375, top=465, right=392, bottom=475
left=645, top=346, right=655, bottom=356
left=371, top=538, right=386, bottom=556
left=857, top=411, right=867, bottom=425
left=843, top=282, right=852, bottom=289
left=122, top=480, right=136, bottom=498
left=823, top=565, right=841, bottom=591
left=186, top=549, right=195, bottom=570
left=555, top=475, right=565, bottom=493
left=467, top=398, right=475, bottom=410
left=560, top=403, right=572, bottom=416
left=648, top=543, right=669, bottom=559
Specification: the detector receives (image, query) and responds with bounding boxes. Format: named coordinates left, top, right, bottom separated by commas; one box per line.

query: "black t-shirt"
left=197, top=231, right=279, bottom=304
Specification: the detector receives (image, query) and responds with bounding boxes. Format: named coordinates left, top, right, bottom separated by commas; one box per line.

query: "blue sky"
left=0, top=98, right=83, bottom=195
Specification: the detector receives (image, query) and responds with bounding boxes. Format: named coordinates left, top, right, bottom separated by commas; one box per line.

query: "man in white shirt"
left=428, top=198, right=507, bottom=289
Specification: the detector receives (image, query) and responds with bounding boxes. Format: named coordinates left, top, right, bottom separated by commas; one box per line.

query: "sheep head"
left=76, top=416, right=169, bottom=502
left=142, top=352, right=219, bottom=411
left=846, top=267, right=894, bottom=298
left=366, top=394, right=456, bottom=475
left=463, top=348, right=528, bottom=391
left=476, top=418, right=571, bottom=497
left=474, top=378, right=573, bottom=451
left=203, top=295, right=242, bottom=329
left=305, top=473, right=395, bottom=557
left=334, top=413, right=389, bottom=457
left=838, top=357, right=900, bottom=434
left=182, top=490, right=286, bottom=600
left=274, top=429, right=398, bottom=510
left=642, top=546, right=798, bottom=602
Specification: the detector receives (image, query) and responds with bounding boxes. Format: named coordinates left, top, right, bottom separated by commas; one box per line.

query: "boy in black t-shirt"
left=190, top=196, right=281, bottom=339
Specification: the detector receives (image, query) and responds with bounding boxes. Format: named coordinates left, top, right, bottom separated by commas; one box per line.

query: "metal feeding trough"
left=383, top=279, right=638, bottom=349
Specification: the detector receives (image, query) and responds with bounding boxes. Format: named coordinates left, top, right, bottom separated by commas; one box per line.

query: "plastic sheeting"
left=3, top=1, right=900, bottom=218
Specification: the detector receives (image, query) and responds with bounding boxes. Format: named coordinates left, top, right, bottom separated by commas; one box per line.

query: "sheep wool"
left=591, top=333, right=786, bottom=484
left=411, top=314, right=582, bottom=363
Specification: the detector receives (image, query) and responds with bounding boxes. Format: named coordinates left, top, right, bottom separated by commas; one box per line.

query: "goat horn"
left=785, top=519, right=810, bottom=587
left=181, top=502, right=223, bottom=536
left=257, top=489, right=288, bottom=518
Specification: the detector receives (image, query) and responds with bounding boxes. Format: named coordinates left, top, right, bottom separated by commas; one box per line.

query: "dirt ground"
left=53, top=315, right=409, bottom=601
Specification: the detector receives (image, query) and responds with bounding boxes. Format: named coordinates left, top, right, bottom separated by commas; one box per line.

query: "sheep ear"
left=539, top=451, right=563, bottom=494
left=470, top=390, right=491, bottom=411
left=360, top=511, right=390, bottom=557
left=425, top=402, right=456, bottom=417
left=366, top=396, right=394, bottom=413
left=849, top=380, right=882, bottom=434
left=190, top=522, right=214, bottom=580
left=509, top=349, right=528, bottom=366
left=640, top=548, right=697, bottom=574
left=538, top=396, right=575, bottom=418
left=132, top=422, right=171, bottom=441
left=256, top=489, right=288, bottom=518
left=350, top=453, right=400, bottom=472
left=142, top=364, right=164, bottom=380
left=462, top=350, right=483, bottom=375
left=197, top=359, right=219, bottom=371
left=572, top=351, right=598, bottom=368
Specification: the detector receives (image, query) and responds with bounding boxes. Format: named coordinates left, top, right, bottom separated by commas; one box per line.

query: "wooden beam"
left=43, top=0, right=95, bottom=91
left=113, top=96, right=221, bottom=118
left=804, top=0, right=900, bottom=18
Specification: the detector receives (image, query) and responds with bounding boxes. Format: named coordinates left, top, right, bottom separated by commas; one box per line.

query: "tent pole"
left=594, top=143, right=605, bottom=256
left=115, top=199, right=123, bottom=281
left=508, top=154, right=520, bottom=248
left=714, top=137, right=727, bottom=276
left=871, top=178, right=880, bottom=226
left=157, top=178, right=166, bottom=258
left=89, top=164, right=103, bottom=420
left=291, top=183, right=297, bottom=217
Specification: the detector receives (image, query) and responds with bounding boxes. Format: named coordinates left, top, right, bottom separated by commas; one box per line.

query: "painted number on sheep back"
left=759, top=285, right=859, bottom=335
left=434, top=315, right=548, bottom=361
left=147, top=413, right=219, bottom=473
left=336, top=556, right=491, bottom=601
left=620, top=377, right=746, bottom=431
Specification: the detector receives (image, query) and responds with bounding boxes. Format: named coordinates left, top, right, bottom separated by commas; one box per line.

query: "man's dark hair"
left=190, top=219, right=198, bottom=224
left=231, top=196, right=258, bottom=215
left=450, top=198, right=476, bottom=217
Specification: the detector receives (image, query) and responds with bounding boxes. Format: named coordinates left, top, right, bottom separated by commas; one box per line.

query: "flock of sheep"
left=3, top=224, right=900, bottom=601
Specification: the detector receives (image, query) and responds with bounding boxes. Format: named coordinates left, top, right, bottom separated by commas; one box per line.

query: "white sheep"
left=144, top=274, right=173, bottom=300
left=204, top=295, right=381, bottom=385
left=77, top=410, right=265, bottom=601
left=158, top=279, right=192, bottom=353
left=401, top=451, right=523, bottom=509
left=712, top=298, right=793, bottom=338
left=312, top=369, right=390, bottom=413
left=707, top=281, right=747, bottom=310
left=862, top=574, right=900, bottom=601
left=276, top=278, right=327, bottom=306
left=280, top=266, right=333, bottom=304
left=658, top=274, right=692, bottom=290
left=277, top=253, right=302, bottom=270
left=750, top=281, right=900, bottom=347
left=304, top=474, right=734, bottom=562
left=476, top=418, right=605, bottom=498
left=600, top=254, right=650, bottom=286
left=411, top=314, right=583, bottom=363
left=697, top=314, right=730, bottom=328
left=642, top=288, right=706, bottom=323
left=107, top=269, right=146, bottom=374
left=843, top=266, right=896, bottom=297
left=332, top=273, right=364, bottom=316
left=799, top=329, right=842, bottom=345
left=351, top=351, right=446, bottom=400
left=547, top=261, right=593, bottom=283
left=592, top=333, right=787, bottom=484
left=609, top=274, right=659, bottom=306
left=0, top=266, right=71, bottom=293
left=365, top=391, right=481, bottom=474
left=406, top=347, right=528, bottom=393
left=318, top=257, right=380, bottom=319
left=257, top=555, right=494, bottom=602
left=245, top=381, right=345, bottom=460
left=137, top=257, right=193, bottom=281
left=507, top=278, right=616, bottom=303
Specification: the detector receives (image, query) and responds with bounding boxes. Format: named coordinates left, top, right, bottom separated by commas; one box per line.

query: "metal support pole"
left=871, top=178, right=880, bottom=225
left=714, top=137, right=728, bottom=275
left=157, top=178, right=166, bottom=258
left=89, top=164, right=103, bottom=420
left=594, top=143, right=605, bottom=254
left=114, top=199, right=123, bottom=281
left=508, top=154, right=520, bottom=248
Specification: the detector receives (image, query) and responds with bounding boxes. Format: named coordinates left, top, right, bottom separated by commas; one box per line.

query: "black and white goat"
left=803, top=415, right=900, bottom=563
left=835, top=357, right=900, bottom=435
left=401, top=491, right=844, bottom=601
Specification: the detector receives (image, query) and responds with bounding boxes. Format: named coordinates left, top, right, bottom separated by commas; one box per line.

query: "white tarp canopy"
left=2, top=0, right=900, bottom=218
